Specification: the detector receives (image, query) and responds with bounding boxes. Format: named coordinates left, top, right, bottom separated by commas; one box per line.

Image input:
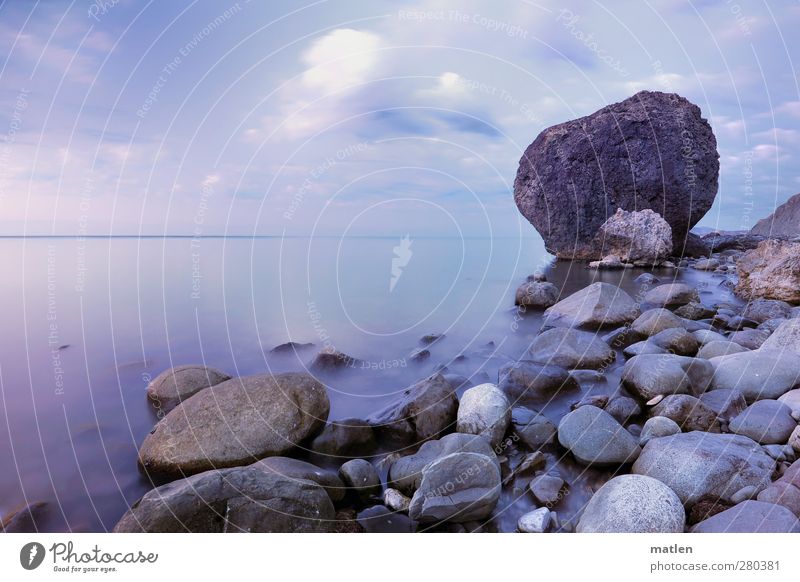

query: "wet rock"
left=602, top=326, right=644, bottom=349
left=513, top=91, right=718, bottom=259
left=408, top=452, right=501, bottom=523
left=631, top=308, right=684, bottom=337
left=498, top=361, right=578, bottom=404
left=528, top=328, right=615, bottom=370
left=622, top=354, right=713, bottom=400
left=635, top=273, right=660, bottom=286
left=138, top=373, right=329, bottom=477
left=674, top=302, right=716, bottom=320
left=760, top=318, right=800, bottom=354
left=388, top=433, right=497, bottom=495
left=356, top=505, right=416, bottom=533
left=369, top=373, right=458, bottom=447
left=605, top=396, right=641, bottom=425
left=510, top=407, right=557, bottom=449
left=577, top=474, right=685, bottom=533
left=757, top=481, right=800, bottom=516
left=269, top=341, right=315, bottom=354
left=743, top=299, right=793, bottom=323
left=409, top=348, right=430, bottom=363
left=146, top=365, right=231, bottom=414
left=692, top=329, right=728, bottom=345
left=339, top=459, right=382, bottom=500
left=623, top=341, right=668, bottom=358
left=729, top=400, right=797, bottom=445
left=728, top=328, right=770, bottom=350
left=542, top=282, right=640, bottom=329
left=456, top=383, right=511, bottom=448
left=735, top=240, right=800, bottom=302
left=309, top=348, right=361, bottom=372
left=595, top=208, right=673, bottom=264
left=710, top=350, right=800, bottom=401
left=649, top=395, right=720, bottom=432
left=529, top=474, right=565, bottom=506
left=693, top=258, right=719, bottom=271
left=504, top=451, right=546, bottom=484
left=515, top=281, right=559, bottom=309
left=643, top=283, right=700, bottom=307
left=639, top=416, right=681, bottom=445
left=420, top=333, right=444, bottom=345
left=648, top=327, right=699, bottom=356
left=633, top=432, right=775, bottom=506
left=254, top=457, right=346, bottom=502
left=517, top=507, right=551, bottom=533
left=690, top=500, right=799, bottom=533
left=682, top=232, right=712, bottom=257
left=309, top=418, right=376, bottom=458
left=114, top=465, right=335, bottom=532
left=557, top=405, right=640, bottom=466
left=696, top=340, right=748, bottom=359
left=778, top=389, right=800, bottom=416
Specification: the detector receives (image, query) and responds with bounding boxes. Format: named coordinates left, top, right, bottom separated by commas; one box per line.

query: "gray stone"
left=408, top=452, right=501, bottom=523
left=113, top=465, right=335, bottom=532
left=528, top=328, right=615, bottom=370
left=138, top=373, right=329, bottom=477
left=605, top=396, right=641, bottom=424
left=743, top=299, right=793, bottom=323
left=254, top=457, right=345, bottom=502
left=729, top=400, right=797, bottom=445
left=639, top=416, right=681, bottom=445
left=778, top=389, right=800, bottom=416
left=760, top=318, right=800, bottom=354
left=728, top=328, right=770, bottom=350
left=514, top=91, right=718, bottom=259
left=457, top=383, right=511, bottom=448
left=557, top=405, right=640, bottom=466
left=750, top=192, right=800, bottom=239
left=631, top=308, right=685, bottom=337
left=644, top=283, right=700, bottom=307
left=517, top=507, right=551, bottom=533
left=309, top=418, right=376, bottom=458
left=146, top=365, right=231, bottom=414
left=623, top=341, right=667, bottom=358
left=339, top=459, right=382, bottom=499
left=696, top=340, right=748, bottom=359
left=693, top=258, right=720, bottom=271
left=691, top=500, right=799, bottom=533
left=622, top=354, right=713, bottom=400
left=649, top=395, right=720, bottom=432
left=736, top=240, right=800, bottom=303
left=756, top=481, right=800, bottom=516
left=632, top=432, right=775, bottom=506
left=510, top=407, right=557, bottom=449
left=383, top=488, right=411, bottom=513
left=369, top=373, right=458, bottom=446
left=529, top=474, right=565, bottom=506
left=692, top=329, right=728, bottom=346
left=577, top=474, right=685, bottom=533
left=710, top=350, right=800, bottom=401
left=674, top=302, right=716, bottom=320
left=515, top=281, right=559, bottom=309
left=498, top=361, right=579, bottom=404
left=309, top=348, right=361, bottom=372
left=543, top=282, right=640, bottom=329
left=388, top=433, right=497, bottom=495
left=595, top=208, right=673, bottom=263
left=698, top=389, right=747, bottom=422
left=649, top=327, right=699, bottom=356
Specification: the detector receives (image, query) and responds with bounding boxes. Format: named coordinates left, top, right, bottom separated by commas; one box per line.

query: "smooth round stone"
left=623, top=341, right=667, bottom=358
left=728, top=328, right=771, bottom=350
left=517, top=507, right=551, bottom=533
left=146, top=365, right=231, bottom=414
left=577, top=474, right=685, bottom=533
left=511, top=407, right=557, bottom=449
left=639, top=416, right=681, bottom=446
left=757, top=481, right=800, bottom=516
left=515, top=281, right=559, bottom=309
left=631, top=308, right=684, bottom=337
left=254, top=457, right=346, bottom=502
left=710, top=350, right=800, bottom=402
left=692, top=329, right=728, bottom=346
left=649, top=394, right=720, bottom=432
left=456, top=383, right=511, bottom=448
left=648, top=327, right=699, bottom=356
left=761, top=318, right=800, bottom=354
left=309, top=418, right=376, bottom=458
left=696, top=340, right=748, bottom=359
left=698, top=388, right=747, bottom=422
left=383, top=488, right=411, bottom=513
left=528, top=327, right=615, bottom=370
left=557, top=405, right=640, bottom=467
left=729, top=400, right=797, bottom=445
left=621, top=354, right=713, bottom=400
left=674, top=301, right=716, bottom=320
left=778, top=389, right=800, bottom=416
left=542, top=282, right=640, bottom=329
left=529, top=474, right=565, bottom=506
left=339, top=459, right=382, bottom=499
left=604, top=396, right=641, bottom=425
left=498, top=361, right=578, bottom=404
left=643, top=283, right=699, bottom=307
left=690, top=500, right=800, bottom=533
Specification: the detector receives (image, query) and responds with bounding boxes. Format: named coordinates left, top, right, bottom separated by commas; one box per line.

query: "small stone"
left=456, top=383, right=511, bottom=448
left=515, top=280, right=560, bottom=308
left=639, top=416, right=681, bottom=446
left=339, top=459, right=382, bottom=500
left=517, top=507, right=551, bottom=533
left=730, top=485, right=758, bottom=504
left=529, top=474, right=565, bottom=506
left=383, top=488, right=411, bottom=513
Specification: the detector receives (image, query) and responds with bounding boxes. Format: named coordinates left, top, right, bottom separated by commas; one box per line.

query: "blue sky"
left=0, top=0, right=798, bottom=236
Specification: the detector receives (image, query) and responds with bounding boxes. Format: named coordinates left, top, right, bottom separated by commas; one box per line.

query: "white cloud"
left=300, top=28, right=381, bottom=94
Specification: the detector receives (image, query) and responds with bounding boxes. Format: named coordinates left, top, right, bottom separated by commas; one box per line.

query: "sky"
left=0, top=0, right=798, bottom=236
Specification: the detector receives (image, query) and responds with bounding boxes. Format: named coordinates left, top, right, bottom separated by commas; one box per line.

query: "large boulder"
left=632, top=432, right=775, bottom=506
left=113, top=465, right=335, bottom=532
left=577, top=474, right=685, bottom=533
left=595, top=208, right=673, bottom=264
left=690, top=500, right=800, bottom=533
left=368, top=373, right=458, bottom=447
left=543, top=282, right=640, bottom=329
left=498, top=361, right=578, bottom=404
left=514, top=91, right=719, bottom=259
left=138, top=373, right=329, bottom=477
left=736, top=240, right=800, bottom=302
left=709, top=350, right=800, bottom=401
left=456, top=383, right=511, bottom=448
left=728, top=400, right=797, bottom=445
left=743, top=299, right=793, bottom=323
left=408, top=452, right=501, bottom=523
left=557, top=405, right=640, bottom=466
left=388, top=433, right=497, bottom=495
left=760, top=318, right=800, bottom=354
left=750, top=192, right=800, bottom=239
left=528, top=328, right=615, bottom=370
left=622, top=354, right=713, bottom=400
left=253, top=457, right=346, bottom=502
left=146, top=365, right=231, bottom=414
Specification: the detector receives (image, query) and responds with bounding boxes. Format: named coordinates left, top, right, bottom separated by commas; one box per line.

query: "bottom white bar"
left=1, top=533, right=796, bottom=580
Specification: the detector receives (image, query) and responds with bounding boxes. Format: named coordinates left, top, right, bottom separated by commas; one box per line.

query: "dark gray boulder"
left=514, top=91, right=719, bottom=259
left=146, top=365, right=231, bottom=414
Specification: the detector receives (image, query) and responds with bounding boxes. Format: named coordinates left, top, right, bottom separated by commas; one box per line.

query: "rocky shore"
left=107, top=90, right=800, bottom=533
